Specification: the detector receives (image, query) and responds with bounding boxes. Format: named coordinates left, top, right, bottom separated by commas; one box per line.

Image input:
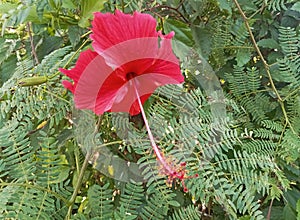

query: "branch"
left=267, top=198, right=274, bottom=220
left=26, top=22, right=39, bottom=64
left=232, top=0, right=295, bottom=134
left=65, top=151, right=91, bottom=220
left=48, top=38, right=90, bottom=79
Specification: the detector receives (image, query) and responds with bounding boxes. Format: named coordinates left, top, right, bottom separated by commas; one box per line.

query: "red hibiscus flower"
left=60, top=10, right=196, bottom=192
left=60, top=10, right=183, bottom=115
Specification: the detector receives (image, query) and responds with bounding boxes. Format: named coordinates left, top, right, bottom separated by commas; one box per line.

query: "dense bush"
left=0, top=0, right=299, bottom=219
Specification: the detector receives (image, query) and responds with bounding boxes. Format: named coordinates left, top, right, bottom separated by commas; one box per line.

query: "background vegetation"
left=0, top=0, right=299, bottom=219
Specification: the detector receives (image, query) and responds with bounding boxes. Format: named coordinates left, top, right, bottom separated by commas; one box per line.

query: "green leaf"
left=0, top=55, right=17, bottom=86
left=291, top=2, right=300, bottom=12
left=191, top=25, right=212, bottom=59
left=283, top=204, right=297, bottom=220
left=49, top=165, right=70, bottom=184
left=24, top=5, right=44, bottom=23
left=78, top=0, right=105, bottom=28
left=284, top=188, right=300, bottom=211
left=0, top=3, right=17, bottom=14
left=68, top=25, right=86, bottom=48
left=236, top=49, right=251, bottom=67
left=217, top=0, right=232, bottom=14
left=234, top=0, right=257, bottom=12
left=167, top=200, right=180, bottom=207
left=164, top=19, right=194, bottom=47
left=62, top=0, right=77, bottom=9
left=257, top=39, right=280, bottom=49
left=35, top=36, right=64, bottom=60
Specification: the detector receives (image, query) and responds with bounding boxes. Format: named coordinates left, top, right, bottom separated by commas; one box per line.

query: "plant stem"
left=26, top=22, right=39, bottom=65
left=65, top=151, right=91, bottom=220
left=132, top=79, right=174, bottom=175
left=232, top=0, right=295, bottom=134
left=266, top=198, right=274, bottom=220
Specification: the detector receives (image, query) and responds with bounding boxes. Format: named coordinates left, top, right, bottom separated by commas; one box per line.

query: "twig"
left=266, top=198, right=274, bottom=220
left=143, top=2, right=189, bottom=24
left=65, top=151, right=91, bottom=220
left=232, top=0, right=295, bottom=134
left=121, top=0, right=125, bottom=12
left=157, top=5, right=189, bottom=23
left=48, top=38, right=90, bottom=79
left=176, top=0, right=185, bottom=10
left=26, top=22, right=39, bottom=64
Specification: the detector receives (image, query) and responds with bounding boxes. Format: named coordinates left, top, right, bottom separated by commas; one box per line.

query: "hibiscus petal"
left=62, top=80, right=75, bottom=93
left=60, top=49, right=99, bottom=91
left=110, top=73, right=182, bottom=115
left=91, top=10, right=180, bottom=71
left=91, top=10, right=158, bottom=53
left=59, top=49, right=123, bottom=114
left=73, top=55, right=119, bottom=113
left=141, top=58, right=184, bottom=84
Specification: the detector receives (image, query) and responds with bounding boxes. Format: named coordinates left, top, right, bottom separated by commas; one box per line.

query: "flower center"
left=126, top=72, right=137, bottom=80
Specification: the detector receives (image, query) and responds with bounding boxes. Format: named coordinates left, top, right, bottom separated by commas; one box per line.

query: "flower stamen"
left=132, top=78, right=197, bottom=192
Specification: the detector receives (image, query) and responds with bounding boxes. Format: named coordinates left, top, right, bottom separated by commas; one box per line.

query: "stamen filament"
left=132, top=79, right=174, bottom=175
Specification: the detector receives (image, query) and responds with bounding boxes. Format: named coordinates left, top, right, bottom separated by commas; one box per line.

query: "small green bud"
left=18, top=76, right=48, bottom=87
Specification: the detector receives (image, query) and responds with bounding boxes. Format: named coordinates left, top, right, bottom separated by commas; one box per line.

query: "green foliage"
left=0, top=0, right=299, bottom=219
left=114, top=181, right=144, bottom=219
left=168, top=205, right=201, bottom=220
left=85, top=183, right=114, bottom=219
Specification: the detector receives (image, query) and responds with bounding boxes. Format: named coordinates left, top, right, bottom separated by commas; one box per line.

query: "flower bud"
left=18, top=76, right=47, bottom=87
